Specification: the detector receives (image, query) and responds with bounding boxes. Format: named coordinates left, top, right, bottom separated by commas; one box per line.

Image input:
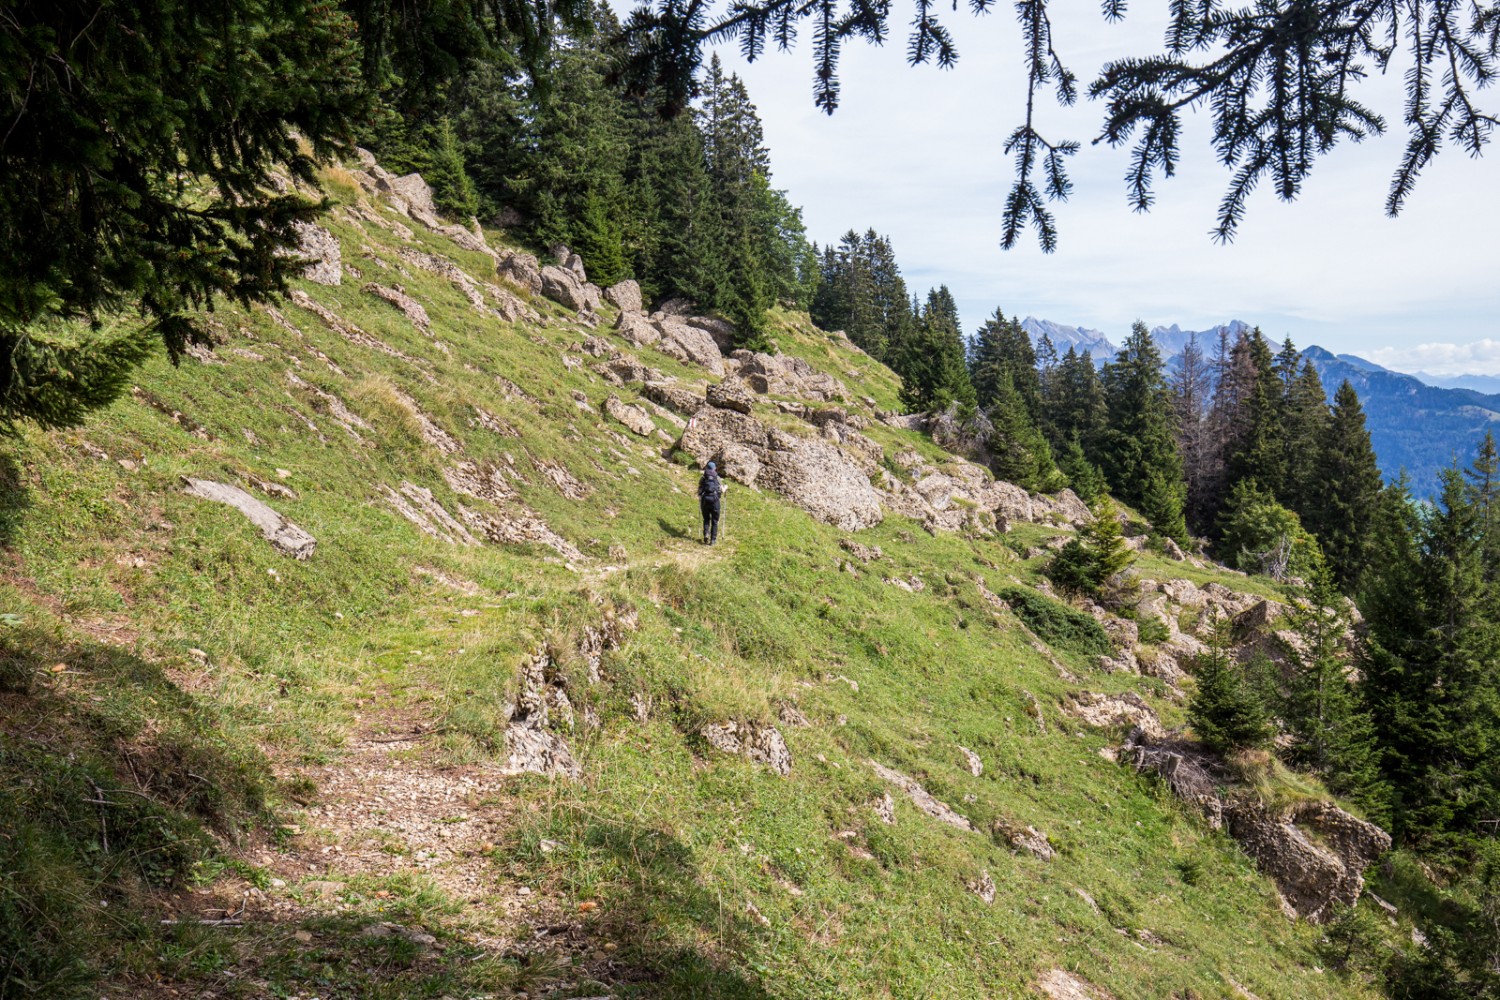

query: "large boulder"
left=706, top=377, right=755, bottom=415
left=702, top=721, right=792, bottom=776
left=653, top=317, right=725, bottom=376
left=687, top=314, right=736, bottom=351
left=387, top=173, right=441, bottom=226
left=679, top=407, right=768, bottom=470
left=541, top=265, right=601, bottom=313
left=604, top=279, right=643, bottom=314
left=643, top=380, right=704, bottom=416
left=758, top=428, right=884, bottom=531
left=604, top=394, right=656, bottom=437
left=496, top=249, right=543, bottom=296
left=615, top=310, right=660, bottom=346
left=731, top=350, right=847, bottom=401
left=182, top=478, right=316, bottom=559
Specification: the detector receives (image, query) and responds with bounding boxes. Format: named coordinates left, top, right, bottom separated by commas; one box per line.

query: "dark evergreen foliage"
left=1361, top=468, right=1500, bottom=850
left=0, top=0, right=367, bottom=430
left=1307, top=381, right=1385, bottom=592
left=1098, top=322, right=1188, bottom=542
left=996, top=586, right=1112, bottom=657
left=1188, top=611, right=1273, bottom=755
left=1047, top=499, right=1135, bottom=598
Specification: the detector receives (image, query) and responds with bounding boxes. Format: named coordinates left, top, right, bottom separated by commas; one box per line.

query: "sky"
left=688, top=0, right=1500, bottom=376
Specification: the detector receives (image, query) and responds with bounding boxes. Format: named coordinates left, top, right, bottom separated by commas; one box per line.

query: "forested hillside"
left=5, top=3, right=1500, bottom=999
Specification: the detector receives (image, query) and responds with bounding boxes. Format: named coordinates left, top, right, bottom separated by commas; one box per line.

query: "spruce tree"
left=1, top=0, right=366, bottom=430
left=1172, top=332, right=1217, bottom=534
left=1189, top=609, right=1274, bottom=756
left=1227, top=329, right=1287, bottom=502
left=1280, top=568, right=1387, bottom=814
left=1467, top=431, right=1500, bottom=583
left=1100, top=322, right=1189, bottom=542
left=982, top=372, right=1058, bottom=490
left=1361, top=467, right=1500, bottom=847
left=1047, top=498, right=1135, bottom=597
left=1058, top=438, right=1108, bottom=503
left=1043, top=346, right=1107, bottom=459
left=1280, top=359, right=1332, bottom=519
left=896, top=286, right=975, bottom=411
left=1309, top=381, right=1384, bottom=593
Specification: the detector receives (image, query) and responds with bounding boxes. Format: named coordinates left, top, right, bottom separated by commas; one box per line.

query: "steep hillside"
left=1302, top=347, right=1499, bottom=493
left=1, top=158, right=1394, bottom=999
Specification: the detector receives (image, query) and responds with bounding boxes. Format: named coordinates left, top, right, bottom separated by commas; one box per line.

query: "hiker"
left=698, top=461, right=723, bottom=545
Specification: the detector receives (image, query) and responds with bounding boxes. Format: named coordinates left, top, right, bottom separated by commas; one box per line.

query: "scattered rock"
left=361, top=922, right=436, bottom=949
left=1037, top=969, right=1117, bottom=1000
left=642, top=380, right=703, bottom=415
left=731, top=350, right=847, bottom=401
left=869, top=761, right=972, bottom=830
left=1066, top=691, right=1166, bottom=741
left=778, top=702, right=810, bottom=728
left=380, top=482, right=478, bottom=546
left=615, top=310, right=661, bottom=347
left=680, top=409, right=884, bottom=531
left=702, top=721, right=793, bottom=776
left=496, top=249, right=544, bottom=296
left=872, top=791, right=897, bottom=824
left=362, top=283, right=430, bottom=332
left=541, top=265, right=601, bottom=313
left=288, top=289, right=423, bottom=366
left=968, top=870, right=996, bottom=904
left=958, top=746, right=983, bottom=777
left=993, top=818, right=1055, bottom=860
left=653, top=317, right=726, bottom=376
left=839, top=538, right=883, bottom=563
left=181, top=478, right=316, bottom=559
left=604, top=395, right=656, bottom=437
left=1226, top=798, right=1392, bottom=923
left=390, top=389, right=460, bottom=453
left=504, top=649, right=581, bottom=778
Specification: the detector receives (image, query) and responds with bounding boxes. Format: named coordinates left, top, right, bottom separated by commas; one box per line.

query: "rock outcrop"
left=496, top=248, right=544, bottom=296
left=731, top=350, right=847, bottom=401
left=290, top=221, right=341, bottom=285
left=679, top=408, right=884, bottom=531
left=604, top=395, right=656, bottom=437
left=870, top=761, right=972, bottom=830
left=653, top=317, right=725, bottom=376
left=182, top=478, right=316, bottom=559
left=705, top=377, right=755, bottom=415
left=504, top=649, right=580, bottom=778
left=1226, top=799, right=1391, bottom=922
left=1125, top=731, right=1391, bottom=922
left=702, top=721, right=792, bottom=775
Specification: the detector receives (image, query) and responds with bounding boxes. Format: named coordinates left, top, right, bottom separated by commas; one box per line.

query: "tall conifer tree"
left=1309, top=381, right=1384, bottom=593
left=1100, top=322, right=1189, bottom=542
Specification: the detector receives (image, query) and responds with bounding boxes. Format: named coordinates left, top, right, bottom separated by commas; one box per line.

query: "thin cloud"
left=1365, top=341, right=1500, bottom=377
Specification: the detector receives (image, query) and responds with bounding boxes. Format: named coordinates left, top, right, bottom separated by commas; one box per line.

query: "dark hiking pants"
left=700, top=498, right=720, bottom=542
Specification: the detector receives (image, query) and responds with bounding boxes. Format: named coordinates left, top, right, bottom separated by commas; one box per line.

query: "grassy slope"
left=0, top=167, right=1376, bottom=999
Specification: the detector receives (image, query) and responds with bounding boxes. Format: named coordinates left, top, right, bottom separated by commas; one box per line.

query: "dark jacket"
left=698, top=470, right=722, bottom=502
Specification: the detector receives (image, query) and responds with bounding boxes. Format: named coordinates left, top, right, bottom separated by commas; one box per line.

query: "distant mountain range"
left=1018, top=317, right=1254, bottom=360
left=1414, top=372, right=1500, bottom=394
left=1018, top=318, right=1500, bottom=496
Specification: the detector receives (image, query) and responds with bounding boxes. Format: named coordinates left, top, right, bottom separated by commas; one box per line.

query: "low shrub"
left=996, top=586, right=1110, bottom=657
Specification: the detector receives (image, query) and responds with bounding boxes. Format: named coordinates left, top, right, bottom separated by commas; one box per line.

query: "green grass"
left=0, top=163, right=1380, bottom=999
